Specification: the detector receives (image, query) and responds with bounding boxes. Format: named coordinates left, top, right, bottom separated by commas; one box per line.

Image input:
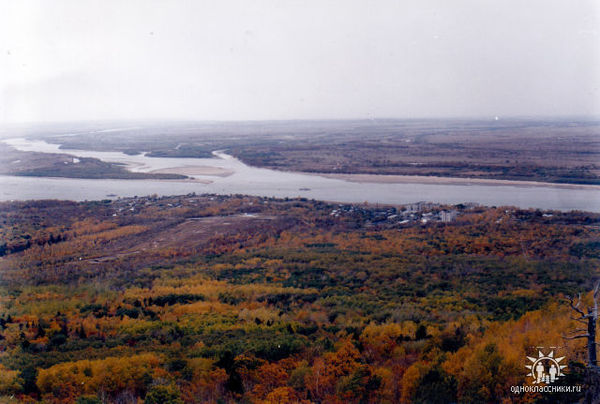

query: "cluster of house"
left=108, top=193, right=201, bottom=216
left=105, top=193, right=472, bottom=228
left=329, top=201, right=473, bottom=226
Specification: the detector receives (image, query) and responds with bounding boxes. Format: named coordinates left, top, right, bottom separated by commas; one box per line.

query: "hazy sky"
left=0, top=0, right=598, bottom=123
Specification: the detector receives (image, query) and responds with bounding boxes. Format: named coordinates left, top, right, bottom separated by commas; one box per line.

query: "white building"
left=440, top=210, right=458, bottom=223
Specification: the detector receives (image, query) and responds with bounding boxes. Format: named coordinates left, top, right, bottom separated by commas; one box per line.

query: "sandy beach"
left=319, top=173, right=600, bottom=190
left=150, top=165, right=234, bottom=177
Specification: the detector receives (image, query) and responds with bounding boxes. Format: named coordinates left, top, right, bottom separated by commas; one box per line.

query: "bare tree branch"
left=565, top=285, right=598, bottom=368
left=567, top=294, right=586, bottom=317
left=568, top=328, right=590, bottom=334
left=563, top=334, right=591, bottom=340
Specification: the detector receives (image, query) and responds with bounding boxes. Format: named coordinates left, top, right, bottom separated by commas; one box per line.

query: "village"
left=106, top=192, right=473, bottom=230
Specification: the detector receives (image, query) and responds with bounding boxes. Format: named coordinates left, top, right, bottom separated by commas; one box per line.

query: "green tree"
left=144, top=384, right=183, bottom=404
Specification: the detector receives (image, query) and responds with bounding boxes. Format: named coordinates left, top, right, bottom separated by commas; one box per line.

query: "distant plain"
left=1, top=118, right=599, bottom=185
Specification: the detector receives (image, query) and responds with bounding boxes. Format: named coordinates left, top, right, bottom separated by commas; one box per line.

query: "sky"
left=0, top=0, right=599, bottom=123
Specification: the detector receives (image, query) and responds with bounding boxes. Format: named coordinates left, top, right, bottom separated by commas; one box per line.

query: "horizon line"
left=2, top=114, right=600, bottom=127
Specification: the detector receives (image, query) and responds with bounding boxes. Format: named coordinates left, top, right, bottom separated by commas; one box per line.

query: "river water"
left=1, top=138, right=599, bottom=212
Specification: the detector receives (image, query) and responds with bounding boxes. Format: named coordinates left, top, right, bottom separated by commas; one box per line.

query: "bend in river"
left=2, top=138, right=599, bottom=212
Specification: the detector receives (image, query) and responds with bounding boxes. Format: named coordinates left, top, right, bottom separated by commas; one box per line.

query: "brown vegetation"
left=0, top=194, right=598, bottom=402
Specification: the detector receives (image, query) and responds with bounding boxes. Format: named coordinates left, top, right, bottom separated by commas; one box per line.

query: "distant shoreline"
left=4, top=136, right=600, bottom=194
left=318, top=173, right=600, bottom=190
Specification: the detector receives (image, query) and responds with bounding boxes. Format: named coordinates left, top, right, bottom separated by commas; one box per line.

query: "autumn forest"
left=0, top=194, right=599, bottom=403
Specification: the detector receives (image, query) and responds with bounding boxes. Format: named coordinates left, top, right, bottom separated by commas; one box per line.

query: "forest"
left=0, top=194, right=599, bottom=403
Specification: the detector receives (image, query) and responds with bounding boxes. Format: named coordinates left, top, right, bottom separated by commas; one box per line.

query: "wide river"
left=1, top=137, right=599, bottom=212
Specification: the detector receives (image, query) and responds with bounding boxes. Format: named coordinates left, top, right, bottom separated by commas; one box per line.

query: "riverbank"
left=2, top=138, right=600, bottom=212
left=318, top=173, right=600, bottom=190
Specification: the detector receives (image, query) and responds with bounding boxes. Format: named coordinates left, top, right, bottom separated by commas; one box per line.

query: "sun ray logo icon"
left=525, top=350, right=567, bottom=384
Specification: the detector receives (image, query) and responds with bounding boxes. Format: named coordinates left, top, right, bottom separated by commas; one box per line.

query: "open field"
left=1, top=194, right=599, bottom=402
left=226, top=119, right=600, bottom=184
